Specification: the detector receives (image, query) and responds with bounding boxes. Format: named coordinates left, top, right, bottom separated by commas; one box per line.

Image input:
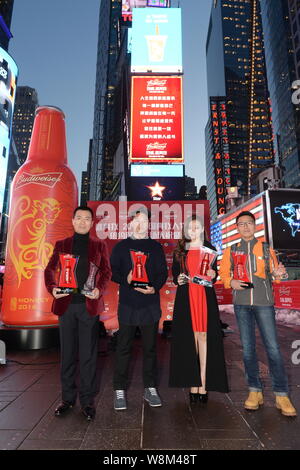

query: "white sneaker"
left=114, top=390, right=127, bottom=410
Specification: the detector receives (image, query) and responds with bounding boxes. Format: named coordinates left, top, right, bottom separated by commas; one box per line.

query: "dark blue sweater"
left=110, top=237, right=168, bottom=325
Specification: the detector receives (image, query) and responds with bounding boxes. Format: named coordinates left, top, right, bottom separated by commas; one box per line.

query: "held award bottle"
left=200, top=252, right=210, bottom=276
left=1, top=106, right=78, bottom=326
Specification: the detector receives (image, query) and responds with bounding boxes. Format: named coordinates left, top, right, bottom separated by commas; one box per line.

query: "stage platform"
left=0, top=311, right=299, bottom=451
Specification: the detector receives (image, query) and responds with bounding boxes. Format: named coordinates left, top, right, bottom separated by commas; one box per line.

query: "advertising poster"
left=130, top=163, right=184, bottom=177
left=0, top=47, right=18, bottom=221
left=88, top=200, right=209, bottom=331
left=266, top=189, right=300, bottom=250
left=131, top=7, right=182, bottom=73
left=122, top=0, right=147, bottom=25
left=130, top=76, right=183, bottom=163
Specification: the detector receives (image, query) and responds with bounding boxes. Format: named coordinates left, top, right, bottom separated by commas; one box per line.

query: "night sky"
left=9, top=0, right=212, bottom=193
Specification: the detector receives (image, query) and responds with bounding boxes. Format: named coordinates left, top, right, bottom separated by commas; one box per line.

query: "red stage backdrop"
left=88, top=200, right=209, bottom=331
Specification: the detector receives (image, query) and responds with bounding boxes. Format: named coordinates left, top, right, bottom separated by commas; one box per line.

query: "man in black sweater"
left=110, top=208, right=168, bottom=410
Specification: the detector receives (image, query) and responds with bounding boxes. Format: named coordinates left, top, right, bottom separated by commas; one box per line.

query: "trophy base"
left=56, top=287, right=76, bottom=294
left=241, top=282, right=254, bottom=289
left=131, top=281, right=151, bottom=289
left=80, top=288, right=93, bottom=295
left=192, top=276, right=213, bottom=288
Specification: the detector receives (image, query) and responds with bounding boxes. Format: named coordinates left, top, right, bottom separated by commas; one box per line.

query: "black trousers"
left=59, top=303, right=99, bottom=407
left=113, top=322, right=159, bottom=390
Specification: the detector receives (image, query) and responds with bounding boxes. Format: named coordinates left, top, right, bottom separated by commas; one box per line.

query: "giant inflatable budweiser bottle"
left=1, top=106, right=78, bottom=326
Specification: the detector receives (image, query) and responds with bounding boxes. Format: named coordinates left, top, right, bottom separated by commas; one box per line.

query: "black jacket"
left=169, top=240, right=229, bottom=392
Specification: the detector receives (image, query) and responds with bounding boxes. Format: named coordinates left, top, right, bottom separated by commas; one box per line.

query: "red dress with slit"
left=186, top=249, right=208, bottom=333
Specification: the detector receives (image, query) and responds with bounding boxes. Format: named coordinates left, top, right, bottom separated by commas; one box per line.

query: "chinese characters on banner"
left=130, top=76, right=183, bottom=163
left=210, top=98, right=231, bottom=216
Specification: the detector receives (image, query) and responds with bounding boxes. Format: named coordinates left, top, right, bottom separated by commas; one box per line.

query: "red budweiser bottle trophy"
left=232, top=252, right=254, bottom=289
left=191, top=248, right=217, bottom=288
left=199, top=253, right=210, bottom=276
left=1, top=106, right=78, bottom=329
left=57, top=254, right=79, bottom=294
left=130, top=250, right=150, bottom=288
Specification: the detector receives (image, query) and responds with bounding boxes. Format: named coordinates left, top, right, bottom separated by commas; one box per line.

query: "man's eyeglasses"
left=237, top=221, right=255, bottom=227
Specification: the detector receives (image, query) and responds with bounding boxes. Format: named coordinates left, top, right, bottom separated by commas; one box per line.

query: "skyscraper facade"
left=260, top=0, right=300, bottom=189
left=89, top=0, right=130, bottom=201
left=12, top=86, right=39, bottom=164
left=289, top=0, right=300, bottom=80
left=206, top=0, right=274, bottom=220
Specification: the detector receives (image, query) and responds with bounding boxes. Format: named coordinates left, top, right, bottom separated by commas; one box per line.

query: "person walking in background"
left=45, top=205, right=111, bottom=421
left=169, top=214, right=229, bottom=403
left=219, top=210, right=297, bottom=417
left=110, top=208, right=168, bottom=411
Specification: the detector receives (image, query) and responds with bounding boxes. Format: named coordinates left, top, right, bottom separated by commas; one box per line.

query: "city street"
left=0, top=311, right=299, bottom=451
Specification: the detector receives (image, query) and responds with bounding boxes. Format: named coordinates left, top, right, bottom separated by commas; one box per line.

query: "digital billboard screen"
left=129, top=176, right=184, bottom=201
left=130, top=164, right=184, bottom=177
left=131, top=8, right=182, bottom=73
left=0, top=47, right=18, bottom=221
left=147, top=0, right=170, bottom=6
left=122, top=0, right=147, bottom=25
left=130, top=76, right=183, bottom=163
left=267, top=189, right=300, bottom=250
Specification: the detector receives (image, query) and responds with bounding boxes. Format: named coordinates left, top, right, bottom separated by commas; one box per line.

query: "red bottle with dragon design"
left=1, top=106, right=78, bottom=326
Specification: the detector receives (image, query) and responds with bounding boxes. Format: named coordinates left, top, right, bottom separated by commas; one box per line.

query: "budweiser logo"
left=146, top=142, right=167, bottom=151
left=147, top=79, right=167, bottom=87
left=279, top=287, right=291, bottom=295
left=15, top=172, right=63, bottom=189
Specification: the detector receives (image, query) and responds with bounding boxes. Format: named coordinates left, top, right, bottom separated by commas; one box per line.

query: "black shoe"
left=189, top=392, right=199, bottom=404
left=54, top=401, right=74, bottom=416
left=81, top=406, right=96, bottom=421
left=198, top=393, right=208, bottom=404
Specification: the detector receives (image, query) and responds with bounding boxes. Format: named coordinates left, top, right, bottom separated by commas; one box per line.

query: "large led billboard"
left=131, top=164, right=184, bottom=177
left=131, top=8, right=182, bottom=73
left=266, top=189, right=300, bottom=250
left=130, top=76, right=183, bottom=163
left=0, top=47, right=18, bottom=222
left=129, top=176, right=184, bottom=201
left=147, top=1, right=170, bottom=7
left=122, top=0, right=147, bottom=25
left=122, top=1, right=170, bottom=26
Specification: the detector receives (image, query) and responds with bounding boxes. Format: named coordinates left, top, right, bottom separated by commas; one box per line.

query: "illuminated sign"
left=131, top=8, right=182, bottom=73
left=131, top=164, right=184, bottom=177
left=129, top=176, right=184, bottom=201
left=210, top=98, right=231, bottom=216
left=267, top=190, right=300, bottom=250
left=122, top=0, right=147, bottom=25
left=122, top=1, right=170, bottom=26
left=0, top=47, right=18, bottom=221
left=147, top=0, right=170, bottom=6
left=130, top=76, right=183, bottom=163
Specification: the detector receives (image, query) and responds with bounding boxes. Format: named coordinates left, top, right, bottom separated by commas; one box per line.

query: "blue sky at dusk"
left=9, top=0, right=212, bottom=193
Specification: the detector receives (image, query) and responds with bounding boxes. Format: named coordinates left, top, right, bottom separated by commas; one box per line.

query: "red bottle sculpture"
left=1, top=106, right=78, bottom=326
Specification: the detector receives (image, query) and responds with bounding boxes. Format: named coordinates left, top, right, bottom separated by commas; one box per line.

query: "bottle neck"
left=26, top=107, right=68, bottom=164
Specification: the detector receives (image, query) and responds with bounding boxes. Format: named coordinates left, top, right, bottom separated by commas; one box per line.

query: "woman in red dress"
left=169, top=215, right=229, bottom=403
